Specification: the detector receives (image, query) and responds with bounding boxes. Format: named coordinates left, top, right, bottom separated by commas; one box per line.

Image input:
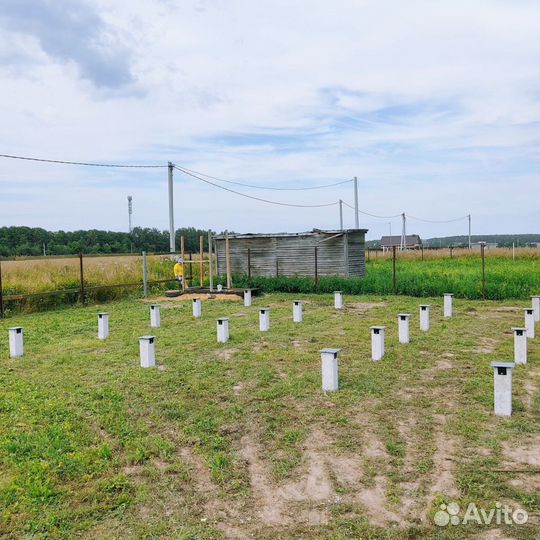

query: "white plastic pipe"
left=293, top=301, right=303, bottom=323
left=531, top=295, right=540, bottom=322
left=8, top=327, right=23, bottom=358
left=443, top=293, right=453, bottom=318
left=512, top=328, right=527, bottom=365
left=524, top=308, right=535, bottom=339
left=371, top=326, right=385, bottom=361
left=97, top=312, right=109, bottom=340
left=259, top=308, right=270, bottom=331
left=139, top=336, right=156, bottom=368
left=244, top=289, right=252, bottom=307
left=320, top=348, right=340, bottom=391
left=192, top=298, right=202, bottom=318
left=419, top=305, right=430, bottom=332
left=398, top=314, right=410, bottom=344
left=334, top=291, right=343, bottom=309
left=491, top=362, right=514, bottom=416
left=217, top=318, right=229, bottom=343
left=150, top=304, right=161, bottom=328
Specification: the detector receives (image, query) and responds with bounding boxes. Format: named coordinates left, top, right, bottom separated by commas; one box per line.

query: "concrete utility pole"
left=339, top=199, right=343, bottom=230
left=353, top=176, right=359, bottom=228
left=168, top=162, right=175, bottom=253
left=400, top=212, right=407, bottom=251
left=468, top=214, right=471, bottom=250
left=127, top=196, right=133, bottom=233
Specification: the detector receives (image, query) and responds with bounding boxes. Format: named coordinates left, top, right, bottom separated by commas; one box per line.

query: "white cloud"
left=0, top=0, right=537, bottom=239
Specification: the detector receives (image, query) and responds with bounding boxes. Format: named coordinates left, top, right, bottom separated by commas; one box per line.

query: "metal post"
left=512, top=242, right=515, bottom=261
left=188, top=252, right=193, bottom=283
left=481, top=242, right=486, bottom=299
left=168, top=162, right=175, bottom=253
left=468, top=214, right=471, bottom=250
left=392, top=245, right=397, bottom=293
left=225, top=231, right=232, bottom=289
left=353, top=177, right=359, bottom=228
left=421, top=245, right=424, bottom=261
left=0, top=257, right=4, bottom=318
left=339, top=199, right=343, bottom=230
left=208, top=231, right=214, bottom=291
left=314, top=246, right=319, bottom=284
left=142, top=251, right=148, bottom=298
left=247, top=248, right=252, bottom=284
left=275, top=255, right=279, bottom=277
left=79, top=252, right=85, bottom=304
left=450, top=246, right=453, bottom=258
left=199, top=235, right=204, bottom=287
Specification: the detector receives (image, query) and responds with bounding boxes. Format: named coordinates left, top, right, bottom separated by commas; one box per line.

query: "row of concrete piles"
left=6, top=293, right=540, bottom=417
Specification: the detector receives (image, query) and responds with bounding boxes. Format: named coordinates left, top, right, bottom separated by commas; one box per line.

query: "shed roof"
left=380, top=235, right=422, bottom=247
left=215, top=228, right=368, bottom=240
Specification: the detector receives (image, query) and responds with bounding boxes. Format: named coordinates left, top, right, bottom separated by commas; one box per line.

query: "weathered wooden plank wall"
left=215, top=231, right=366, bottom=278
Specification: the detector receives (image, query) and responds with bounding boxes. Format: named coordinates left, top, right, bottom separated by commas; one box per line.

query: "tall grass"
left=1, top=250, right=538, bottom=314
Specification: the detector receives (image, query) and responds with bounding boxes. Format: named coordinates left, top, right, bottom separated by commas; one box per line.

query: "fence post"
left=450, top=246, right=453, bottom=258
left=481, top=242, right=486, bottom=299
left=180, top=236, right=186, bottom=291
left=421, top=245, right=424, bottom=261
left=0, top=257, right=4, bottom=318
left=208, top=231, right=214, bottom=292
left=275, top=255, right=279, bottom=277
left=188, top=252, right=193, bottom=284
left=367, top=248, right=370, bottom=262
left=79, top=253, right=85, bottom=304
left=392, top=245, right=397, bottom=293
left=314, top=246, right=319, bottom=284
left=142, top=251, right=148, bottom=298
left=199, top=235, right=204, bottom=287
left=247, top=248, right=252, bottom=285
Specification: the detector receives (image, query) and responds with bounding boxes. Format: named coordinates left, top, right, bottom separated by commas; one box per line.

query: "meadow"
left=0, top=292, right=538, bottom=539
left=0, top=248, right=538, bottom=315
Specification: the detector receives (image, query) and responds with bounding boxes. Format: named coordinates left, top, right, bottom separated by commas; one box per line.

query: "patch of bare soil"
left=522, top=378, right=538, bottom=409
left=495, top=306, right=524, bottom=312
left=354, top=475, right=403, bottom=527
left=502, top=436, right=540, bottom=468
left=471, top=528, right=516, bottom=540
left=151, top=293, right=242, bottom=303
left=233, top=382, right=244, bottom=396
left=429, top=414, right=458, bottom=498
left=292, top=339, right=306, bottom=349
left=238, top=430, right=334, bottom=526
left=347, top=302, right=387, bottom=313
left=215, top=348, right=239, bottom=360
left=471, top=336, right=499, bottom=354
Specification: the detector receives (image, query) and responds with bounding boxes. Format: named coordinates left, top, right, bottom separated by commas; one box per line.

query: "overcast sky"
left=0, top=0, right=538, bottom=240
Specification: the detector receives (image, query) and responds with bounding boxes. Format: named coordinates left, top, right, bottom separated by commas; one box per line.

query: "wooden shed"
left=215, top=229, right=368, bottom=278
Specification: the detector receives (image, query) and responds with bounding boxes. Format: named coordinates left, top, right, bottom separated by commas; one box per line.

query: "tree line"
left=0, top=226, right=217, bottom=257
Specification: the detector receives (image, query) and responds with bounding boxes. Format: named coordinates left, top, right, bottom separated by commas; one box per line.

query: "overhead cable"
left=174, top=165, right=338, bottom=208
left=0, top=153, right=166, bottom=168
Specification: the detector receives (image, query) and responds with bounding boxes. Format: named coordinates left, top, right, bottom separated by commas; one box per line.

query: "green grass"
left=230, top=252, right=539, bottom=301
left=0, top=293, right=538, bottom=539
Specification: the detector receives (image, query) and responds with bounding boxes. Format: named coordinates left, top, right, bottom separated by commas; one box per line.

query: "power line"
left=342, top=200, right=401, bottom=219
left=406, top=214, right=469, bottom=224
left=174, top=165, right=338, bottom=208
left=0, top=153, right=167, bottom=168
left=174, top=164, right=353, bottom=191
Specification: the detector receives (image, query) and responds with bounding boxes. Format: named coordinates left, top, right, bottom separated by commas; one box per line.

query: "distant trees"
left=0, top=226, right=216, bottom=257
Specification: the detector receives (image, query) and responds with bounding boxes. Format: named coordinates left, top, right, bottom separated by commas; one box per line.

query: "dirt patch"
left=151, top=293, right=242, bottom=303
left=215, top=348, right=239, bottom=360
left=495, top=306, right=524, bottom=313
left=502, top=437, right=540, bottom=468
left=238, top=430, right=333, bottom=526
left=354, top=475, right=403, bottom=527
left=471, top=337, right=498, bottom=354
left=292, top=339, right=306, bottom=349
left=233, top=382, right=244, bottom=396
left=429, top=414, right=458, bottom=498
left=347, top=302, right=387, bottom=313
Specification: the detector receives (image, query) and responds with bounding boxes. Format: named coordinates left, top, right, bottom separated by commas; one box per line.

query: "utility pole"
left=353, top=176, right=359, bottom=228
left=339, top=199, right=343, bottom=230
left=168, top=162, right=175, bottom=253
left=127, top=195, right=133, bottom=254
left=468, top=213, right=471, bottom=250
left=127, top=196, right=133, bottom=233
left=400, top=213, right=407, bottom=251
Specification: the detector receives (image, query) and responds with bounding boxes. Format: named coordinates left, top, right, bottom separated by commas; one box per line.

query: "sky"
left=0, top=0, right=538, bottom=240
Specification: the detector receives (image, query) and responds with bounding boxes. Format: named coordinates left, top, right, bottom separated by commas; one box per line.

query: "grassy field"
left=0, top=292, right=538, bottom=539
left=1, top=249, right=539, bottom=315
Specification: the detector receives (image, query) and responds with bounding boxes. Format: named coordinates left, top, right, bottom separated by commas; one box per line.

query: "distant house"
left=471, top=242, right=498, bottom=250
left=380, top=235, right=422, bottom=251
